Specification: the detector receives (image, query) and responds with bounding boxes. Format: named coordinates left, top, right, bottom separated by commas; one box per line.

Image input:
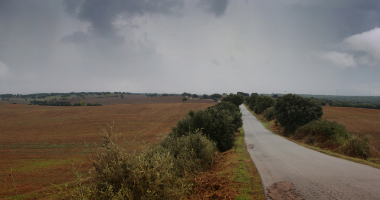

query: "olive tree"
left=275, top=94, right=323, bottom=135
left=254, top=95, right=275, bottom=114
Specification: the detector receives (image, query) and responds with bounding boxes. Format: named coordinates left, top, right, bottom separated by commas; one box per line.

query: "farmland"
left=323, top=106, right=380, bottom=152
left=0, top=101, right=215, bottom=198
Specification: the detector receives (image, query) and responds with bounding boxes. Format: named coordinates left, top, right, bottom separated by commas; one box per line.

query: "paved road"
left=241, top=105, right=380, bottom=200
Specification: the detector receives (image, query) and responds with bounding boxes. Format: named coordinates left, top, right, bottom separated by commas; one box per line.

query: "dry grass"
left=0, top=102, right=215, bottom=198
left=323, top=106, right=380, bottom=152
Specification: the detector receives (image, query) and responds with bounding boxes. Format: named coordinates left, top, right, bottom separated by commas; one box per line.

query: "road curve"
left=241, top=105, right=380, bottom=200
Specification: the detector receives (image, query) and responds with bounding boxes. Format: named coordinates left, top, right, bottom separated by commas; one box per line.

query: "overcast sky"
left=1, top=0, right=380, bottom=95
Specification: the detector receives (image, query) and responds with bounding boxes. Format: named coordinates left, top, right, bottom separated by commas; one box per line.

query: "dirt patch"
left=188, top=151, right=239, bottom=199
left=267, top=182, right=304, bottom=200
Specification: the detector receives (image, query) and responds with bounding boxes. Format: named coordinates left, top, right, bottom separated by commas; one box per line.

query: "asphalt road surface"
left=241, top=105, right=380, bottom=200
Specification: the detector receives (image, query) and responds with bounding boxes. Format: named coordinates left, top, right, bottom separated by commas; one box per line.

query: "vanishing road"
left=241, top=105, right=380, bottom=200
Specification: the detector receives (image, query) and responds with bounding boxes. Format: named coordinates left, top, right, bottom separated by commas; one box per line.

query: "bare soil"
left=267, top=182, right=304, bottom=200
left=0, top=102, right=215, bottom=198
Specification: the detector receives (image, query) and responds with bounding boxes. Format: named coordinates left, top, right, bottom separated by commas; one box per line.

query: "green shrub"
left=255, top=96, right=275, bottom=114
left=171, top=106, right=236, bottom=152
left=182, top=97, right=187, bottom=101
left=209, top=102, right=242, bottom=132
left=262, top=107, right=275, bottom=121
left=77, top=127, right=216, bottom=199
left=296, top=119, right=351, bottom=147
left=159, top=131, right=217, bottom=177
left=275, top=94, right=323, bottom=134
left=342, top=135, right=371, bottom=159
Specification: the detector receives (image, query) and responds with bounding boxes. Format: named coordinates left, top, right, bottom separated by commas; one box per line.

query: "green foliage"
left=254, top=96, right=275, bottom=114
left=80, top=101, right=85, bottom=106
left=237, top=92, right=249, bottom=97
left=210, top=102, right=243, bottom=132
left=159, top=131, right=217, bottom=177
left=221, top=94, right=244, bottom=107
left=70, top=127, right=217, bottom=199
left=342, top=135, right=371, bottom=159
left=296, top=119, right=351, bottom=146
left=171, top=102, right=241, bottom=152
left=182, top=97, right=187, bottom=101
left=182, top=92, right=191, bottom=97
left=202, top=94, right=210, bottom=99
left=262, top=107, right=275, bottom=121
left=192, top=94, right=198, bottom=98
left=275, top=94, right=323, bottom=134
left=210, top=93, right=222, bottom=99
left=246, top=93, right=258, bottom=111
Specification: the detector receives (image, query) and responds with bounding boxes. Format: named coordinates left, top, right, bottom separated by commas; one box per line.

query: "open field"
left=323, top=106, right=380, bottom=152
left=0, top=95, right=215, bottom=106
left=0, top=102, right=215, bottom=198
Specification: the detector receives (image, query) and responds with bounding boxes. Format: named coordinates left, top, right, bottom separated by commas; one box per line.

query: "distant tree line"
left=29, top=100, right=102, bottom=106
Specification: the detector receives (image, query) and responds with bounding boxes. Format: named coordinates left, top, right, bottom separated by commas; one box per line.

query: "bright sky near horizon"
left=1, top=0, right=380, bottom=95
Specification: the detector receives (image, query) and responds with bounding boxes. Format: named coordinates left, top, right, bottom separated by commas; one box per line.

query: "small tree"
left=192, top=94, right=198, bottom=98
left=275, top=94, right=323, bottom=135
left=182, top=97, right=187, bottom=101
left=80, top=100, right=85, bottom=106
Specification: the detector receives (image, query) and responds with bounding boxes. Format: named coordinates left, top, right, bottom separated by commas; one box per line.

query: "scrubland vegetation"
left=62, top=100, right=245, bottom=199
left=244, top=93, right=380, bottom=166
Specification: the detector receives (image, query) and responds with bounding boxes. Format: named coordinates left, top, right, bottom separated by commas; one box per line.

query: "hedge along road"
left=240, top=105, right=380, bottom=200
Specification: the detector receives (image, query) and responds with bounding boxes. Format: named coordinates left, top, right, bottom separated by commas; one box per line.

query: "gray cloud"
left=62, top=0, right=184, bottom=42
left=60, top=31, right=88, bottom=44
left=2, top=0, right=380, bottom=95
left=198, top=0, right=229, bottom=17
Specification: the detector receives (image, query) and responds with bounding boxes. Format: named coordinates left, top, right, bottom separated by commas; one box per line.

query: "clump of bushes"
left=69, top=127, right=217, bottom=199
left=294, top=119, right=375, bottom=159
left=295, top=119, right=351, bottom=148
left=67, top=102, right=241, bottom=199
left=275, top=94, right=323, bottom=134
left=254, top=95, right=275, bottom=114
left=262, top=107, right=275, bottom=121
left=171, top=102, right=242, bottom=152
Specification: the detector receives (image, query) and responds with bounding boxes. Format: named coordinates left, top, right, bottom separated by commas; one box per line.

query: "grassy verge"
left=233, top=128, right=265, bottom=200
left=244, top=104, right=380, bottom=170
left=188, top=128, right=265, bottom=200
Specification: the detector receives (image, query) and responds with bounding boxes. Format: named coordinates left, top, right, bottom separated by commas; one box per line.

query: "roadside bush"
left=247, top=93, right=259, bottom=111
left=77, top=127, right=216, bottom=200
left=295, top=119, right=351, bottom=147
left=254, top=96, right=275, bottom=114
left=182, top=97, right=187, bottom=101
left=275, top=94, right=323, bottom=134
left=263, top=107, right=275, bottom=121
left=171, top=105, right=236, bottom=152
left=341, top=135, right=371, bottom=159
left=159, top=131, right=217, bottom=177
left=209, top=102, right=242, bottom=132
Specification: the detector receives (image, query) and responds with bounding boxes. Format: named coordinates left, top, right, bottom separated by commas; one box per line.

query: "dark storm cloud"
left=62, top=0, right=184, bottom=41
left=62, top=0, right=230, bottom=43
left=198, top=0, right=229, bottom=17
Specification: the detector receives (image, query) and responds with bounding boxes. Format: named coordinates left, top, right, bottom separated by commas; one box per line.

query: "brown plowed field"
left=0, top=102, right=215, bottom=198
left=323, top=106, right=380, bottom=152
